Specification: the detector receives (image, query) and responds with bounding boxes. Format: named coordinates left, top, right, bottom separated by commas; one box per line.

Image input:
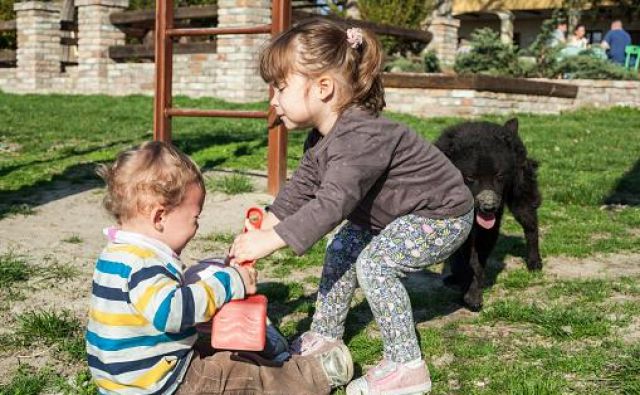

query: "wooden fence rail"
left=0, top=20, right=15, bottom=32
left=110, top=5, right=218, bottom=28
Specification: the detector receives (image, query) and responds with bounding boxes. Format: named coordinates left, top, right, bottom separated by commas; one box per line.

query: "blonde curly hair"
left=96, top=141, right=204, bottom=224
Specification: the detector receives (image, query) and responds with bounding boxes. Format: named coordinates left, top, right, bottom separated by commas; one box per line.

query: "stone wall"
left=0, top=0, right=271, bottom=102
left=1, top=0, right=639, bottom=117
left=385, top=78, right=640, bottom=118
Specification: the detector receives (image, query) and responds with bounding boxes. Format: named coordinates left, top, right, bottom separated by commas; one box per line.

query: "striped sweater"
left=86, top=229, right=245, bottom=395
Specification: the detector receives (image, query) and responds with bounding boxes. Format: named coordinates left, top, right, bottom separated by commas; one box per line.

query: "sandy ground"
left=1, top=172, right=639, bottom=385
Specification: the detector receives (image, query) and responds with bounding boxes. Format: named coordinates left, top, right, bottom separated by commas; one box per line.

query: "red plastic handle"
left=239, top=207, right=264, bottom=267
left=243, top=207, right=264, bottom=233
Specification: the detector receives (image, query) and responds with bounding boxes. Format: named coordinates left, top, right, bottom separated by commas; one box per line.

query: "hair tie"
left=346, top=27, right=363, bottom=49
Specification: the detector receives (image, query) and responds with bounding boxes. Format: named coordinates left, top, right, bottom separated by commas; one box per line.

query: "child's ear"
left=150, top=205, right=166, bottom=232
left=315, top=75, right=334, bottom=101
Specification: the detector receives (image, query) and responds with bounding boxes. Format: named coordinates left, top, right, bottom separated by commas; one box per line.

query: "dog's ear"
left=504, top=118, right=519, bottom=136
left=434, top=131, right=457, bottom=159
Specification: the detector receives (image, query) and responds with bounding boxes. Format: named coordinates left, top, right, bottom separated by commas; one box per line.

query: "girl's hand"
left=234, top=265, right=258, bottom=295
left=229, top=229, right=286, bottom=263
left=260, top=211, right=281, bottom=230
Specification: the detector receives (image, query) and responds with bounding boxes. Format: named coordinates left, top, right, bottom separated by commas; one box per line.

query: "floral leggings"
left=310, top=210, right=473, bottom=363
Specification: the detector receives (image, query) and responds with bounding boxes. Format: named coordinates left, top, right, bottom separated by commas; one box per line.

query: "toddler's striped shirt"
left=87, top=229, right=245, bottom=394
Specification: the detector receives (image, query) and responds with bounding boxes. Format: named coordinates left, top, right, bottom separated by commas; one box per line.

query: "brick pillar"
left=495, top=10, right=514, bottom=45
left=14, top=1, right=62, bottom=92
left=427, top=17, right=460, bottom=68
left=215, top=0, right=270, bottom=102
left=76, top=0, right=128, bottom=93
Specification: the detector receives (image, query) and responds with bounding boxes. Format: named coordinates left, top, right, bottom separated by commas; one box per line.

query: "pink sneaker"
left=289, top=331, right=344, bottom=356
left=346, top=359, right=432, bottom=395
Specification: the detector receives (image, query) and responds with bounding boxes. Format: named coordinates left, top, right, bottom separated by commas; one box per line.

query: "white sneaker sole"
left=383, top=382, right=432, bottom=395
left=347, top=380, right=432, bottom=395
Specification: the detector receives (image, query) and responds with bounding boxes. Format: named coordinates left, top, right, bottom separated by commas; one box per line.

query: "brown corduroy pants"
left=174, top=350, right=331, bottom=395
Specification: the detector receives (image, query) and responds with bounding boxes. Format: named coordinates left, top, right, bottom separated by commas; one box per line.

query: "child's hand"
left=259, top=211, right=281, bottom=230
left=234, top=265, right=258, bottom=295
left=229, top=229, right=286, bottom=263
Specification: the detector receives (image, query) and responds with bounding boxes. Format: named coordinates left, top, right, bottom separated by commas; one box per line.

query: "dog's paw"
left=463, top=293, right=483, bottom=312
left=526, top=259, right=543, bottom=271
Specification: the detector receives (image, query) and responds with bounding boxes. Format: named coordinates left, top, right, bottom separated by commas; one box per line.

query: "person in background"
left=601, top=20, right=631, bottom=65
left=567, top=24, right=589, bottom=50
left=550, top=21, right=568, bottom=47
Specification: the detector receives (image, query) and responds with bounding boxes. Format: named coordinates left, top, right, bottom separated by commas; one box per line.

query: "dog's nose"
left=476, top=190, right=500, bottom=212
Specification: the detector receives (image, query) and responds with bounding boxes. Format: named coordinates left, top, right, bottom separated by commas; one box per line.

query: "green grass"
left=40, top=261, right=81, bottom=281
left=0, top=365, right=97, bottom=395
left=1, top=92, right=639, bottom=256
left=0, top=252, right=31, bottom=288
left=2, top=93, right=640, bottom=393
left=481, top=299, right=612, bottom=339
left=12, top=309, right=85, bottom=361
left=61, top=234, right=83, bottom=244
left=0, top=365, right=50, bottom=395
left=206, top=173, right=254, bottom=194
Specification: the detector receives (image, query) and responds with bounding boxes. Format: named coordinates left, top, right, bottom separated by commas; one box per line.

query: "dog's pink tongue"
left=476, top=212, right=496, bottom=229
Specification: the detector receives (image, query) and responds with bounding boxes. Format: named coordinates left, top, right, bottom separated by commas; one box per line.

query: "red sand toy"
left=211, top=207, right=268, bottom=351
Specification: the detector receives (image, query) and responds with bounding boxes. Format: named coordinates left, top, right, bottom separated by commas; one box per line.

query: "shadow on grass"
left=0, top=163, right=103, bottom=219
left=0, top=129, right=270, bottom=219
left=260, top=233, right=528, bottom=374
left=0, top=137, right=137, bottom=179
left=604, top=158, right=640, bottom=206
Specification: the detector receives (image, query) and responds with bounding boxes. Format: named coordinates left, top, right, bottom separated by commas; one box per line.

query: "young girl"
left=88, top=141, right=353, bottom=395
left=229, top=19, right=474, bottom=395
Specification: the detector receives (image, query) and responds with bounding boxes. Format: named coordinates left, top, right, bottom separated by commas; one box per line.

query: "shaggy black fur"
left=434, top=118, right=542, bottom=311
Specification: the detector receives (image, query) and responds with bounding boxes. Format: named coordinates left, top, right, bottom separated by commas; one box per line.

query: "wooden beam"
left=153, top=0, right=174, bottom=142
left=110, top=42, right=216, bottom=60
left=111, top=4, right=218, bottom=26
left=0, top=49, right=16, bottom=63
left=382, top=73, right=578, bottom=98
left=293, top=10, right=432, bottom=43
left=268, top=0, right=291, bottom=196
left=61, top=36, right=78, bottom=46
left=0, top=20, right=15, bottom=32
left=60, top=20, right=77, bottom=31
left=166, top=25, right=271, bottom=38
left=166, top=109, right=267, bottom=118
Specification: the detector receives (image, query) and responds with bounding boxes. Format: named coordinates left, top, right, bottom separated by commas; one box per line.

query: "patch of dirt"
left=544, top=254, right=640, bottom=279
left=619, top=316, right=640, bottom=345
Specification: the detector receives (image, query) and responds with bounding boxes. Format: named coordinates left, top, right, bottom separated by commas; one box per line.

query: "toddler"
left=87, top=141, right=353, bottom=395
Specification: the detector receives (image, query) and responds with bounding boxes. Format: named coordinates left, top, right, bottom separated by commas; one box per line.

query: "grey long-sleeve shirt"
left=270, top=107, right=473, bottom=255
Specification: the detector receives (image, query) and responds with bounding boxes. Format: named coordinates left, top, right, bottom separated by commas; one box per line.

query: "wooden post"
left=154, top=0, right=173, bottom=142
left=267, top=0, right=290, bottom=196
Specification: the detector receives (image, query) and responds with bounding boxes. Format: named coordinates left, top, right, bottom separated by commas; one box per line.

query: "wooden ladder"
left=154, top=0, right=291, bottom=195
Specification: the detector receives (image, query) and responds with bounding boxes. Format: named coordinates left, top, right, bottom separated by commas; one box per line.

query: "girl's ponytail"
left=352, top=29, right=385, bottom=114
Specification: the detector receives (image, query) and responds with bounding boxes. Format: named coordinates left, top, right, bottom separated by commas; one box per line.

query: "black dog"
left=434, top=118, right=542, bottom=311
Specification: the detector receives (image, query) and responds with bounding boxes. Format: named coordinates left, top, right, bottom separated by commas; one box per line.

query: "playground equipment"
left=153, top=0, right=291, bottom=195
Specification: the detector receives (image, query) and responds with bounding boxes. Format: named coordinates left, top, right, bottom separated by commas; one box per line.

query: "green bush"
left=0, top=0, right=14, bottom=21
left=557, top=52, right=638, bottom=80
left=384, top=50, right=440, bottom=73
left=521, top=10, right=564, bottom=78
left=384, top=56, right=423, bottom=73
left=0, top=0, right=15, bottom=50
left=454, top=28, right=526, bottom=77
left=455, top=19, right=637, bottom=80
left=423, top=49, right=440, bottom=73
left=357, top=0, right=435, bottom=55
